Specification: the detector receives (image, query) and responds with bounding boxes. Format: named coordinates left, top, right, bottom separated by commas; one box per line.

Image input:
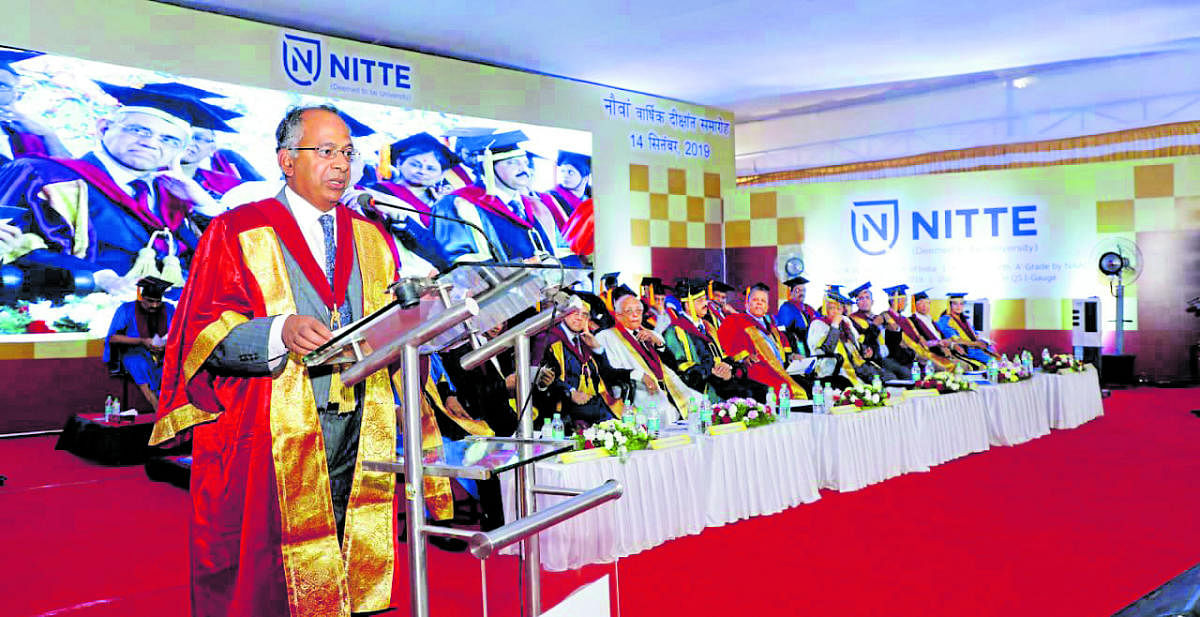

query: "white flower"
left=603, top=435, right=615, bottom=449
left=583, top=427, right=597, bottom=441
left=616, top=433, right=628, bottom=444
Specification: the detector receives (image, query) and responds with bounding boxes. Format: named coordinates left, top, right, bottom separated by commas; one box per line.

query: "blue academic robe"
left=104, top=300, right=176, bottom=389
left=432, top=186, right=557, bottom=262
left=0, top=153, right=200, bottom=285
left=936, top=314, right=992, bottom=364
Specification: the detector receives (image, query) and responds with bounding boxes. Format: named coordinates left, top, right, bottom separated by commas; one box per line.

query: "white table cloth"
left=907, top=391, right=992, bottom=466
left=806, top=404, right=929, bottom=492
left=700, top=418, right=821, bottom=526
left=1045, top=366, right=1104, bottom=429
left=978, top=377, right=1053, bottom=446
left=500, top=440, right=707, bottom=572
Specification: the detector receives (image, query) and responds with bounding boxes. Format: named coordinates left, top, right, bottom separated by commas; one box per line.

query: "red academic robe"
left=716, top=312, right=803, bottom=394
left=150, top=199, right=417, bottom=617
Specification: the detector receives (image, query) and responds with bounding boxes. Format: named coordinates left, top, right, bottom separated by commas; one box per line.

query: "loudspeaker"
left=1101, top=354, right=1135, bottom=386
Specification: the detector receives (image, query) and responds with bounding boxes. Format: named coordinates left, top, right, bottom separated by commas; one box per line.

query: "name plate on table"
left=707, top=421, right=747, bottom=436
left=903, top=388, right=941, bottom=400
left=650, top=434, right=692, bottom=450
left=558, top=448, right=611, bottom=464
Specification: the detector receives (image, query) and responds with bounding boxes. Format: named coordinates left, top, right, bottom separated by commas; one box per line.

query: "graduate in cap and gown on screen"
left=716, top=282, right=806, bottom=396
left=136, top=82, right=265, bottom=203
left=432, top=130, right=577, bottom=264
left=775, top=275, right=820, bottom=356
left=551, top=150, right=595, bottom=256
left=0, top=49, right=70, bottom=165
left=357, top=131, right=456, bottom=274
left=0, top=80, right=233, bottom=297
left=936, top=291, right=999, bottom=366
left=104, top=275, right=175, bottom=409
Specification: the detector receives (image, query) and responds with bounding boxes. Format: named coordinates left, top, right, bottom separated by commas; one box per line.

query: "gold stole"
left=884, top=312, right=956, bottom=370
left=741, top=323, right=803, bottom=393
left=611, top=331, right=691, bottom=417
left=238, top=219, right=399, bottom=616
left=423, top=371, right=495, bottom=437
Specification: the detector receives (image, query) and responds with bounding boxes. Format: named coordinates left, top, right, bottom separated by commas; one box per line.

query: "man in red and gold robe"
left=716, top=282, right=805, bottom=396
left=151, top=106, right=427, bottom=617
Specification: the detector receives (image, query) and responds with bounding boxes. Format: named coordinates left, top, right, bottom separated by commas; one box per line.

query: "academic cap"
left=136, top=276, right=172, bottom=300
left=575, top=291, right=614, bottom=328
left=600, top=272, right=620, bottom=290
left=556, top=150, right=592, bottom=176
left=848, top=282, right=872, bottom=298
left=639, top=276, right=663, bottom=293
left=677, top=279, right=707, bottom=300
left=142, top=81, right=227, bottom=100
left=140, top=82, right=244, bottom=126
left=336, top=110, right=375, bottom=137
left=882, top=284, right=909, bottom=297
left=389, top=132, right=459, bottom=170
left=96, top=81, right=233, bottom=131
left=710, top=280, right=736, bottom=293
left=457, top=130, right=528, bottom=156
left=824, top=289, right=852, bottom=305
left=912, top=288, right=931, bottom=302
left=0, top=49, right=42, bottom=73
left=783, top=275, right=809, bottom=287
left=946, top=292, right=968, bottom=300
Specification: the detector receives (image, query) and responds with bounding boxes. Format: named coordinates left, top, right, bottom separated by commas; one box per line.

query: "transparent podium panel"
left=365, top=437, right=575, bottom=481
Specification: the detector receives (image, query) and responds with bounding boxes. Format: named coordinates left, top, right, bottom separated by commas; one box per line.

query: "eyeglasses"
left=116, top=123, right=186, bottom=149
left=0, top=83, right=14, bottom=93
left=288, top=145, right=360, bottom=161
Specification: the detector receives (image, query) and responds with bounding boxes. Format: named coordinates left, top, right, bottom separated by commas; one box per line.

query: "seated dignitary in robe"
left=104, top=276, right=175, bottom=409
left=908, top=289, right=977, bottom=371
left=594, top=286, right=702, bottom=423
left=775, top=275, right=820, bottom=356
left=716, top=282, right=805, bottom=397
left=532, top=293, right=620, bottom=430
left=664, top=279, right=768, bottom=402
left=432, top=130, right=573, bottom=264
left=808, top=290, right=890, bottom=387
left=149, top=105, right=408, bottom=617
left=704, top=279, right=736, bottom=329
left=0, top=82, right=230, bottom=296
left=937, top=292, right=999, bottom=366
left=880, top=284, right=955, bottom=373
left=848, top=282, right=911, bottom=380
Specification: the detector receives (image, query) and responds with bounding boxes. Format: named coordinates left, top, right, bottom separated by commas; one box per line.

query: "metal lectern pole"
left=513, top=331, right=541, bottom=616
left=402, top=343, right=429, bottom=617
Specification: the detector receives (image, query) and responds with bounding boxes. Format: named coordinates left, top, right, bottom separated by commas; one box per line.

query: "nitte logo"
left=281, top=32, right=412, bottom=91
left=851, top=199, right=1038, bottom=255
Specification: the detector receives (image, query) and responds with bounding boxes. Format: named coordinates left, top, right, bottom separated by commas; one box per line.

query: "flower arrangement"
left=832, top=382, right=890, bottom=409
left=711, top=397, right=775, bottom=428
left=573, top=419, right=650, bottom=456
left=1042, top=353, right=1084, bottom=374
left=996, top=365, right=1032, bottom=383
left=914, top=371, right=977, bottom=393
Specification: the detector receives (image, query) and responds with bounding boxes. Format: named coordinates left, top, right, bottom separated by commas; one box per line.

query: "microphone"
left=356, top=192, right=508, bottom=263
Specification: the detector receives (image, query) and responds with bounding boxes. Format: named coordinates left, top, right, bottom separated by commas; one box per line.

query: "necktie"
left=318, top=213, right=353, bottom=328
left=508, top=198, right=526, bottom=221
left=130, top=179, right=151, bottom=212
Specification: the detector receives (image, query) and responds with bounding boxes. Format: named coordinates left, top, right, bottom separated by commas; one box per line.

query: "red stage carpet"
left=2, top=387, right=1198, bottom=617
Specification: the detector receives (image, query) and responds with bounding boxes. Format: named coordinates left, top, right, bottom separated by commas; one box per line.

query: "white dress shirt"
left=266, top=186, right=339, bottom=366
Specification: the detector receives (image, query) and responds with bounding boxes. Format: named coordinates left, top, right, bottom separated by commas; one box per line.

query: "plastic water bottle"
left=779, top=385, right=791, bottom=420
left=1001, top=353, right=1010, bottom=368
left=812, top=382, right=825, bottom=414
left=104, top=396, right=114, bottom=422
left=550, top=413, right=565, bottom=440
left=911, top=362, right=921, bottom=382
left=955, top=362, right=964, bottom=375
left=646, top=401, right=661, bottom=437
left=924, top=360, right=935, bottom=378
left=111, top=397, right=121, bottom=420
left=624, top=406, right=637, bottom=428
left=765, top=388, right=777, bottom=419
left=871, top=374, right=882, bottom=390
left=986, top=358, right=998, bottom=382
left=826, top=389, right=839, bottom=414
left=700, top=398, right=712, bottom=431
left=636, top=406, right=648, bottom=430
left=1041, top=347, right=1051, bottom=366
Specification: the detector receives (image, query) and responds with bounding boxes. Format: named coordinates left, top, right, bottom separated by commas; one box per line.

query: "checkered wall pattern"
left=627, top=164, right=725, bottom=249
